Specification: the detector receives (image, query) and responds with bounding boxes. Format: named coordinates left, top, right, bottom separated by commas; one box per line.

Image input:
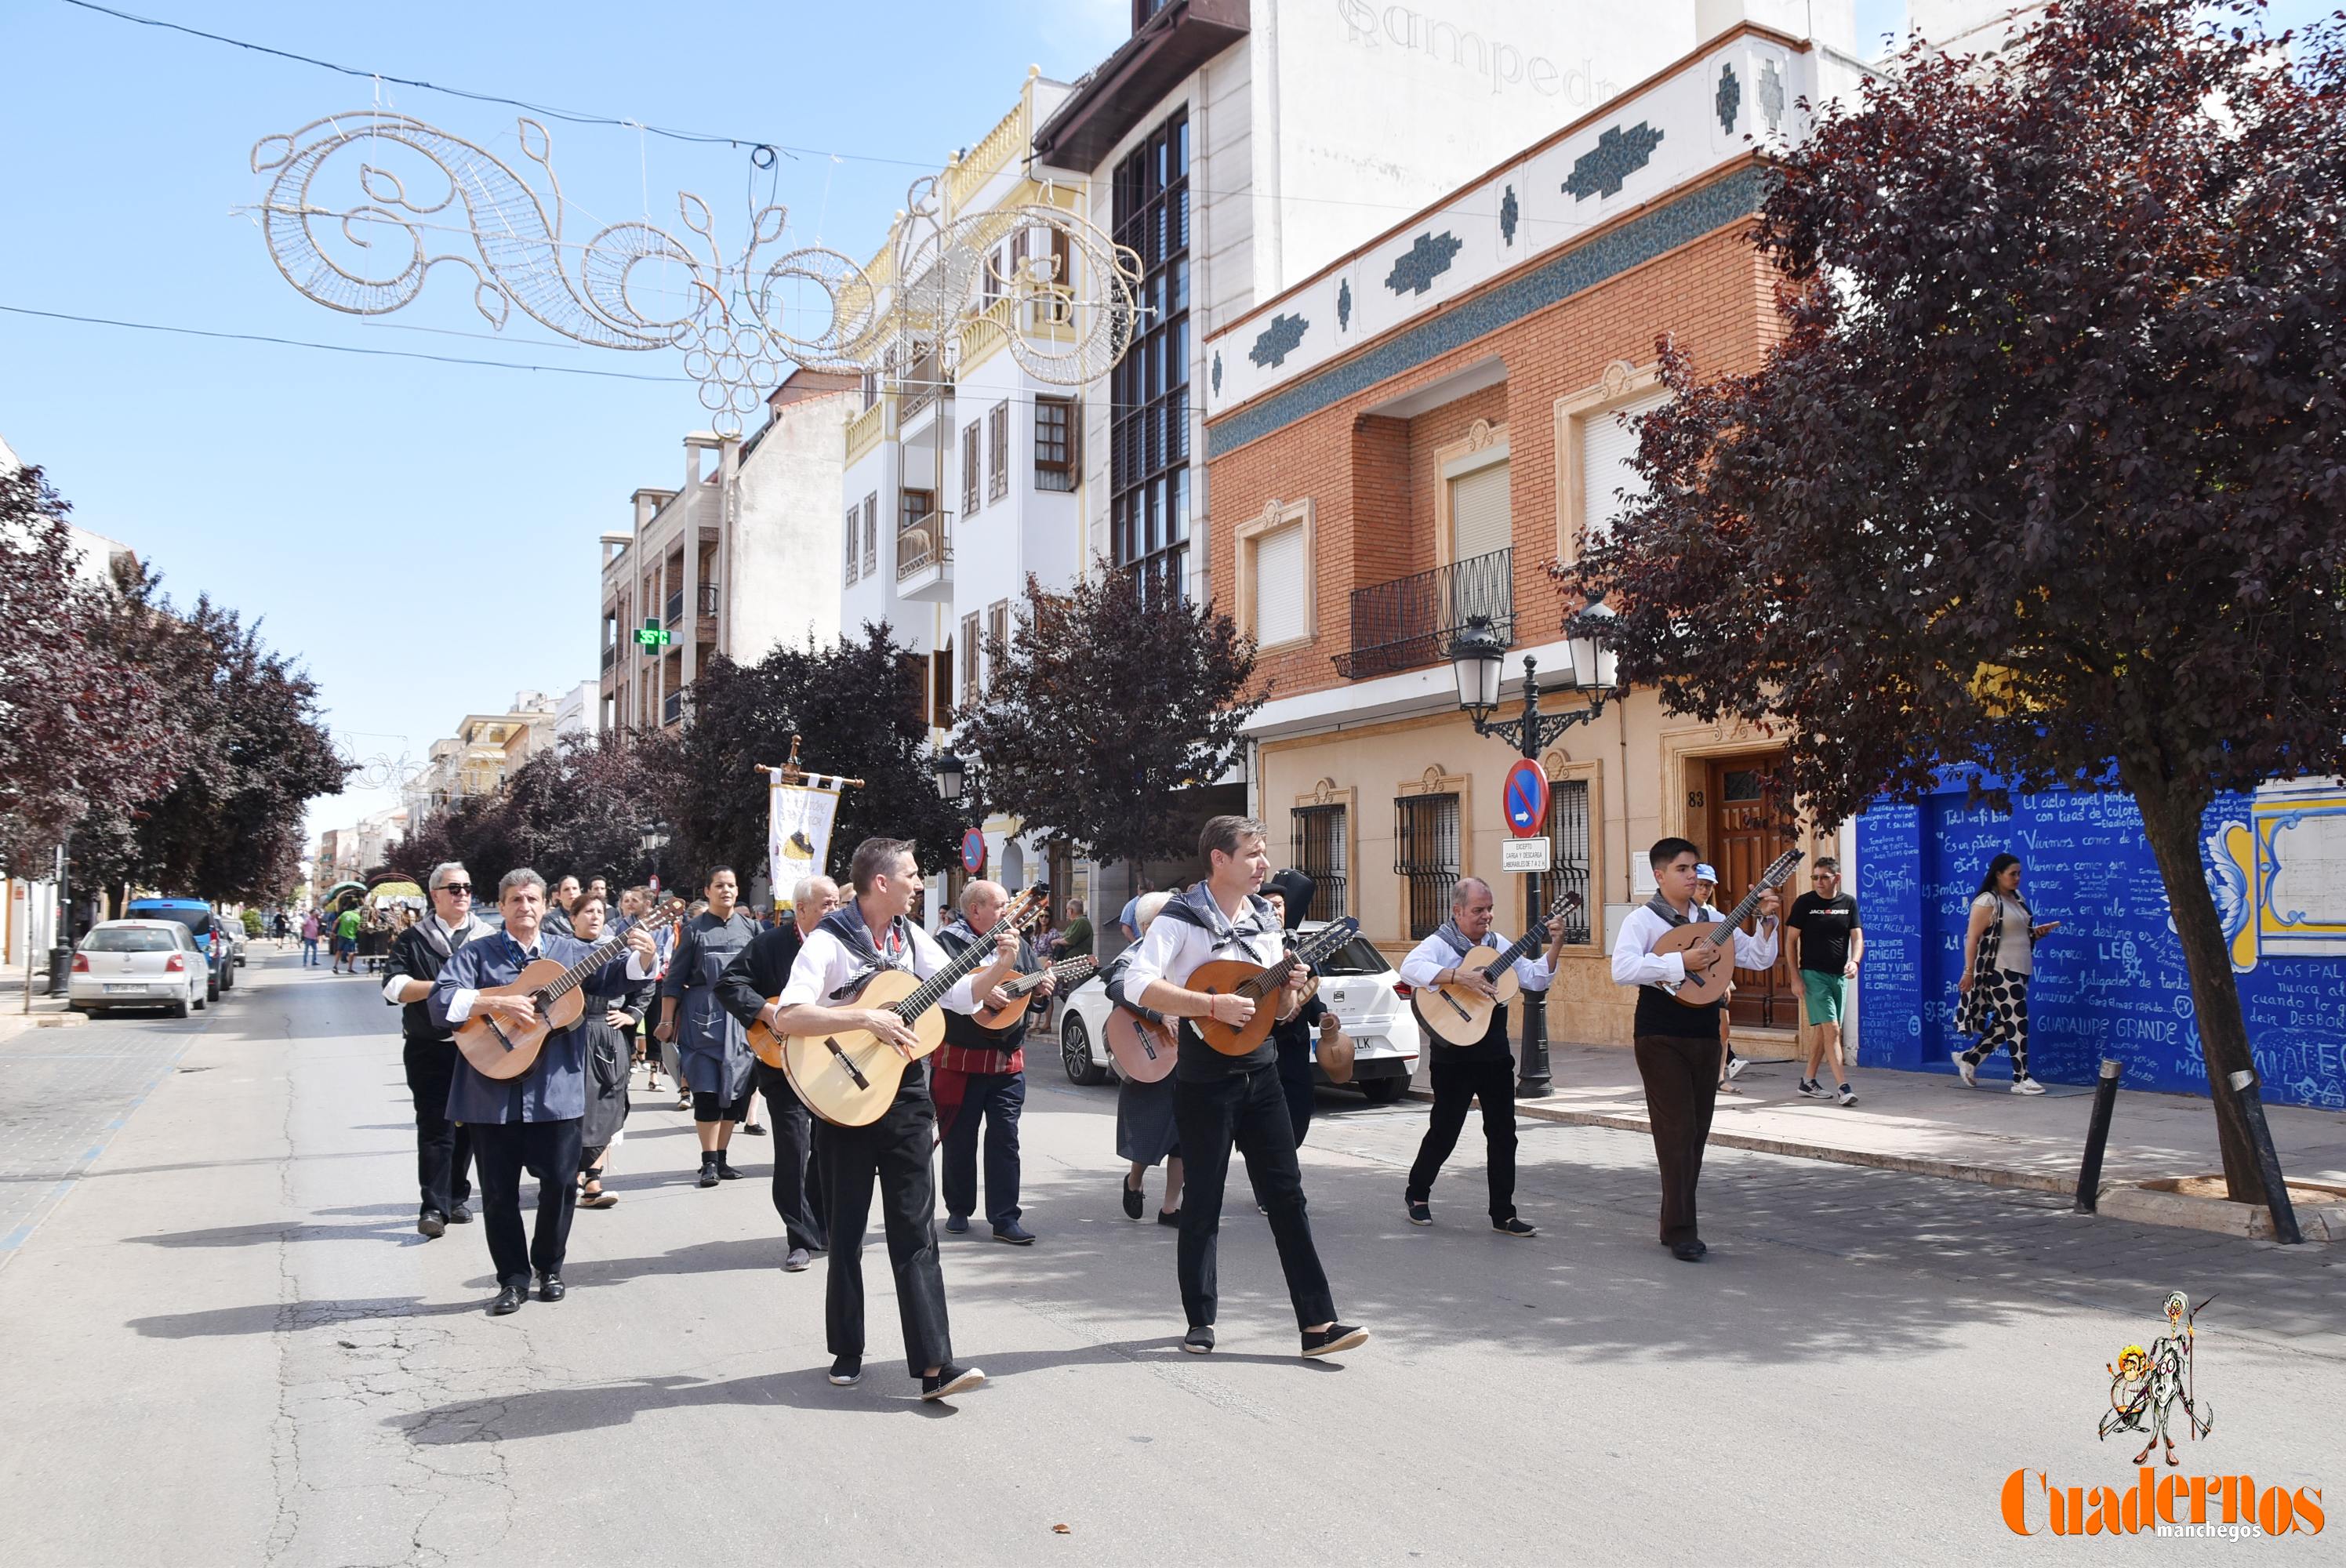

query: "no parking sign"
left=960, top=829, right=986, bottom=875
left=1502, top=758, right=1549, bottom=839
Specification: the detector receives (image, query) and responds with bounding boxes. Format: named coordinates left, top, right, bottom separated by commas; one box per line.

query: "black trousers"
left=401, top=1038, right=474, bottom=1219
left=1405, top=1056, right=1518, bottom=1219
left=753, top=1060, right=826, bottom=1254
left=819, top=1084, right=952, bottom=1375
left=1171, top=1065, right=1337, bottom=1332
left=1279, top=1073, right=1315, bottom=1148
left=1633, top=1034, right=1719, bottom=1244
left=467, top=1117, right=583, bottom=1287
left=938, top=1069, right=1025, bottom=1227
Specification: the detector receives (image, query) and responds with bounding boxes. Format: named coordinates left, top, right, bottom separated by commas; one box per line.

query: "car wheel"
left=171, top=994, right=192, bottom=1019
left=1356, top=1077, right=1408, bottom=1105
left=206, top=972, right=220, bottom=1000
left=1059, top=1016, right=1109, bottom=1086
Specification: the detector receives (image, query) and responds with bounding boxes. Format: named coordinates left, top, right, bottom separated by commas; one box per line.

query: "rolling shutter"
left=1448, top=460, right=1511, bottom=564
left=1581, top=390, right=1669, bottom=547
left=1254, top=522, right=1307, bottom=645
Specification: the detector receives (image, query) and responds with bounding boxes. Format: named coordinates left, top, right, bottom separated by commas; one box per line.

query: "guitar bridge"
left=823, top=1036, right=870, bottom=1091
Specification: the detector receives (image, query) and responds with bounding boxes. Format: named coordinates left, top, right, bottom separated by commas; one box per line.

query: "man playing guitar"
left=768, top=837, right=1018, bottom=1400
left=1122, top=815, right=1368, bottom=1362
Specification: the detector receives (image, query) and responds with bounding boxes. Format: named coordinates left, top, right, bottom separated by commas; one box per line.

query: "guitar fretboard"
left=891, top=895, right=1044, bottom=1022
left=1704, top=854, right=1802, bottom=946
left=1480, top=897, right=1571, bottom=980
left=1237, top=921, right=1358, bottom=1000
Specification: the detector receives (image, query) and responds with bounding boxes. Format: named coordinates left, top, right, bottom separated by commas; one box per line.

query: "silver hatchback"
left=69, top=920, right=208, bottom=1018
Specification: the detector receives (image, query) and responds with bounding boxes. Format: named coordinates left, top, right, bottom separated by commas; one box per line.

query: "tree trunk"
left=2119, top=757, right=2268, bottom=1205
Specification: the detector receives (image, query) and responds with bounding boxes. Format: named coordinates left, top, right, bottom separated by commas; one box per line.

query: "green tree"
left=1562, top=0, right=2346, bottom=1204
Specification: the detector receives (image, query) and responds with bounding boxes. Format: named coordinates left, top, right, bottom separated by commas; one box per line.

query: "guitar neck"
left=896, top=901, right=1040, bottom=1020
left=1707, top=883, right=1779, bottom=945
left=1240, top=924, right=1353, bottom=999
left=1482, top=906, right=1562, bottom=978
left=543, top=916, right=637, bottom=1000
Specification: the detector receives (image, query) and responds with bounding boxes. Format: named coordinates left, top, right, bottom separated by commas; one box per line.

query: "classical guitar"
left=452, top=897, right=686, bottom=1080
left=1106, top=1007, right=1179, bottom=1083
left=1651, top=848, right=1803, bottom=1007
left=781, top=888, right=1045, bottom=1127
left=1413, top=889, right=1578, bottom=1049
left=973, top=954, right=1098, bottom=1030
left=1188, top=917, right=1362, bottom=1057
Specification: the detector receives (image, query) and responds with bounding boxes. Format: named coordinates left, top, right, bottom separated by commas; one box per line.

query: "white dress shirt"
left=777, top=918, right=982, bottom=1015
left=1611, top=902, right=1778, bottom=989
left=1118, top=894, right=1283, bottom=997
left=1398, top=931, right=1556, bottom=994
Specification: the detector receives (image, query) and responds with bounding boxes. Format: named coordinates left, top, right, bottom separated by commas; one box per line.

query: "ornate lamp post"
left=931, top=749, right=968, bottom=805
left=1451, top=605, right=1624, bottom=1097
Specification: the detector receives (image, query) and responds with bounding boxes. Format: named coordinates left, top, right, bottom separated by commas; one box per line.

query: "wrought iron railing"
left=600, top=643, right=616, bottom=670
left=1333, top=546, right=1513, bottom=680
left=896, top=514, right=952, bottom=581
left=697, top=583, right=719, bottom=616
left=664, top=590, right=683, bottom=626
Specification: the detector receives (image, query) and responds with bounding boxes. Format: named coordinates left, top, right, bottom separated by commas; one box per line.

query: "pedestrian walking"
left=716, top=875, right=840, bottom=1273
left=331, top=904, right=361, bottom=973
left=1786, top=857, right=1864, bottom=1106
left=300, top=908, right=320, bottom=967
left=1109, top=892, right=1183, bottom=1224
left=933, top=880, right=1051, bottom=1245
left=569, top=891, right=652, bottom=1209
left=1695, top=867, right=1749, bottom=1093
left=1953, top=853, right=2060, bottom=1094
left=380, top=862, right=485, bottom=1238
left=659, top=868, right=761, bottom=1187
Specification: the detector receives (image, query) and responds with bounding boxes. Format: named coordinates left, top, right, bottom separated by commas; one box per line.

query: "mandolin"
left=1651, top=849, right=1803, bottom=1007
left=973, top=954, right=1098, bottom=1030
left=781, top=888, right=1045, bottom=1127
left=453, top=897, right=686, bottom=1080
left=1187, top=917, right=1362, bottom=1057
left=1106, top=1007, right=1179, bottom=1083
left=1413, top=889, right=1578, bottom=1049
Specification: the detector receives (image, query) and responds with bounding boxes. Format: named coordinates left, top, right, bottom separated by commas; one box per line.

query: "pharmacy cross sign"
left=635, top=619, right=674, bottom=648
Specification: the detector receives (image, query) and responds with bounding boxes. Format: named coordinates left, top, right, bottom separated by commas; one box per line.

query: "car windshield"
left=85, top=927, right=179, bottom=953
left=1312, top=935, right=1393, bottom=977
left=132, top=906, right=212, bottom=937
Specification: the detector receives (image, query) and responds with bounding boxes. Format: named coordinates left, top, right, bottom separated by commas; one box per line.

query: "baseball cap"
left=1694, top=863, right=1719, bottom=884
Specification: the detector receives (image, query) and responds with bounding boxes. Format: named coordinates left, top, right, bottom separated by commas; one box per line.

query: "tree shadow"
left=129, top=1294, right=488, bottom=1339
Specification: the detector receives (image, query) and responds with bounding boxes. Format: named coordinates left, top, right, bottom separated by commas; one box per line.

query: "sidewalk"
left=0, top=971, right=83, bottom=1036
left=1491, top=1041, right=2346, bottom=1240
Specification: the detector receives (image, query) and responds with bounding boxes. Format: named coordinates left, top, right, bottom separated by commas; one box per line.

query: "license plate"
left=104, top=983, right=147, bottom=994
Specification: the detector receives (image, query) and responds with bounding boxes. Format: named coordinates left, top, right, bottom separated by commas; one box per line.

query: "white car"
left=1053, top=920, right=1421, bottom=1103
left=68, top=920, right=209, bottom=1018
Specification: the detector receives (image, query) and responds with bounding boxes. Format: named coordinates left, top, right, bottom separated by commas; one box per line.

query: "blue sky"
left=0, top=0, right=2329, bottom=850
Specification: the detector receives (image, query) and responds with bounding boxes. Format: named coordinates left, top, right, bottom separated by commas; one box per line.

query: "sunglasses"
left=435, top=883, right=472, bottom=896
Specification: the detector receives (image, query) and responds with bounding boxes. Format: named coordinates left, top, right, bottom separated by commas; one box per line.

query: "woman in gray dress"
left=1113, top=891, right=1182, bottom=1224
left=657, top=867, right=762, bottom=1187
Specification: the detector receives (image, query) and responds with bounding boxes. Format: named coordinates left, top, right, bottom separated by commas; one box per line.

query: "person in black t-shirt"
left=1785, top=858, right=1864, bottom=1108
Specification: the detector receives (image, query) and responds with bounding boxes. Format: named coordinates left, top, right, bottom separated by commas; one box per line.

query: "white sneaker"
left=1836, top=1083, right=1858, bottom=1107
left=1952, top=1052, right=1977, bottom=1089
left=2012, top=1076, right=2046, bottom=1095
left=1726, top=1054, right=1749, bottom=1081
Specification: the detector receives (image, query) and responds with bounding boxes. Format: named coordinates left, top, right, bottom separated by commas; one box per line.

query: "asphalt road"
left=1, top=949, right=2337, bottom=1566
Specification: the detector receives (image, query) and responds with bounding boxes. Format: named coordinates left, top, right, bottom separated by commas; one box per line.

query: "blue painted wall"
left=1854, top=784, right=2346, bottom=1109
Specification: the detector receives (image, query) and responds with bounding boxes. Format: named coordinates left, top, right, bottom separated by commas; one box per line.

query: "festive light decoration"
left=251, top=113, right=1141, bottom=434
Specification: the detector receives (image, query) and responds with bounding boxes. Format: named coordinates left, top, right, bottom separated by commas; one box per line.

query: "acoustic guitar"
left=780, top=888, right=1045, bottom=1127
left=1106, top=1007, right=1179, bottom=1083
left=972, top=954, right=1098, bottom=1030
left=1414, top=890, right=1578, bottom=1049
left=1187, top=917, right=1362, bottom=1057
left=1651, top=849, right=1803, bottom=1007
left=452, top=897, right=686, bottom=1080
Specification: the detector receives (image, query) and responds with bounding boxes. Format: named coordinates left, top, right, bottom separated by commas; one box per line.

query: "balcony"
left=664, top=590, right=683, bottom=626
left=845, top=396, right=887, bottom=465
left=1333, top=546, right=1514, bottom=681
left=697, top=583, right=720, bottom=616
left=601, top=644, right=616, bottom=670
left=895, top=513, right=954, bottom=603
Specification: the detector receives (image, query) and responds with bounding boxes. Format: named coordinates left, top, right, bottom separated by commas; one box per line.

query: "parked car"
left=68, top=920, right=207, bottom=1018
left=124, top=898, right=231, bottom=1000
left=1055, top=921, right=1422, bottom=1102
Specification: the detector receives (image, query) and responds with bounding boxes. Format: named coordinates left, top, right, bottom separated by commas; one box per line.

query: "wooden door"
left=1705, top=754, right=1797, bottom=1029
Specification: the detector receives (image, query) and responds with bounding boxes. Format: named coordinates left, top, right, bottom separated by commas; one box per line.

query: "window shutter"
left=1448, top=460, right=1511, bottom=564
left=962, top=422, right=981, bottom=515
left=1581, top=390, right=1668, bottom=548
left=1253, top=523, right=1307, bottom=645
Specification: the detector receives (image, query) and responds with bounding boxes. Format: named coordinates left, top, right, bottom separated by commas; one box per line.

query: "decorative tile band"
left=1206, top=165, right=1767, bottom=458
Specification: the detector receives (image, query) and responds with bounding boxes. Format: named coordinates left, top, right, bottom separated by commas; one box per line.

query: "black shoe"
left=828, top=1354, right=862, bottom=1387
left=537, top=1273, right=566, bottom=1302
left=945, top=1214, right=970, bottom=1234
left=417, top=1210, right=447, bottom=1239
left=488, top=1283, right=527, bottom=1316
left=447, top=1203, right=473, bottom=1225
left=1122, top=1177, right=1144, bottom=1220
left=739, top=1122, right=768, bottom=1136
left=921, top=1363, right=986, bottom=1401
left=1492, top=1215, right=1537, bottom=1238
left=1157, top=1208, right=1181, bottom=1227
left=716, top=1161, right=743, bottom=1181
left=1405, top=1199, right=1432, bottom=1226
left=698, top=1163, right=721, bottom=1189
left=992, top=1221, right=1037, bottom=1245
left=1182, top=1325, right=1215, bottom=1355
left=1669, top=1239, right=1709, bottom=1262
left=1302, top=1323, right=1368, bottom=1358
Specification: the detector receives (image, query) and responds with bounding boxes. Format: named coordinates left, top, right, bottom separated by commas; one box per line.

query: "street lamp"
left=932, top=749, right=968, bottom=805
left=1450, top=606, right=1626, bottom=1098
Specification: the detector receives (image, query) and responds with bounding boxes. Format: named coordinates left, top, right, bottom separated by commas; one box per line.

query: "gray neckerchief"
left=1429, top=920, right=1476, bottom=959
left=418, top=912, right=484, bottom=960
left=1644, top=894, right=1720, bottom=929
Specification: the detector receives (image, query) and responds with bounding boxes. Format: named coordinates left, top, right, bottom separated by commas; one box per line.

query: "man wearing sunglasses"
left=383, top=862, right=492, bottom=1238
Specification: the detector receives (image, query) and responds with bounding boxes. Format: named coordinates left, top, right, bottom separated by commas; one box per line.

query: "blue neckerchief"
left=815, top=903, right=913, bottom=1001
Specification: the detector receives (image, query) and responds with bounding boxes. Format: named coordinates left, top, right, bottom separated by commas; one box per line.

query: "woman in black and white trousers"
left=1954, top=853, right=2060, bottom=1094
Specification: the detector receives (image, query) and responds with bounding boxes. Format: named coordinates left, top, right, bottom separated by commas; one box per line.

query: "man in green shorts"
left=1785, top=858, right=1863, bottom=1106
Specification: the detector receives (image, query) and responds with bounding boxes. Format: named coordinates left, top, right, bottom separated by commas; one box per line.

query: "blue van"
left=125, top=898, right=231, bottom=1000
